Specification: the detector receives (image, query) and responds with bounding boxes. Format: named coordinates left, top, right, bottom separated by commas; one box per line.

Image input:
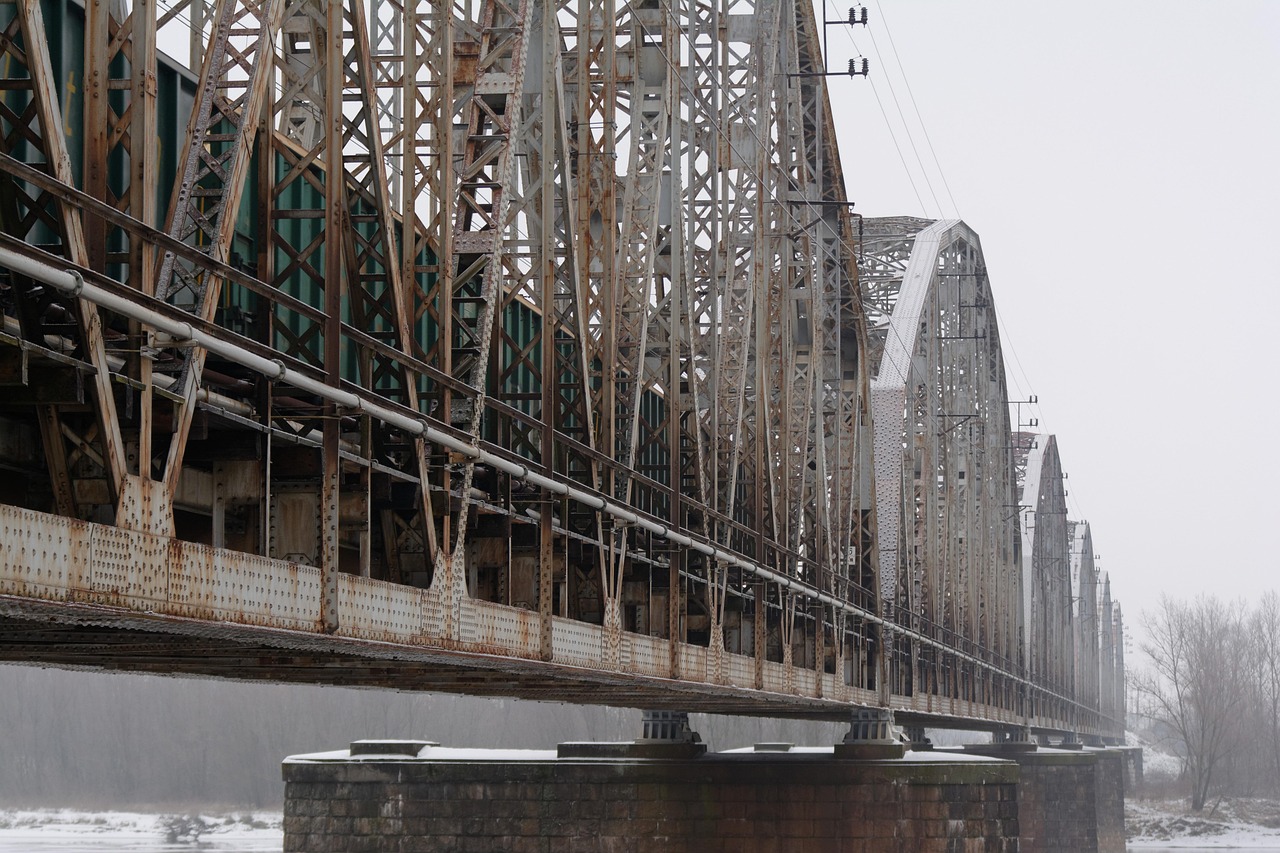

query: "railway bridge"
left=0, top=0, right=1125, bottom=749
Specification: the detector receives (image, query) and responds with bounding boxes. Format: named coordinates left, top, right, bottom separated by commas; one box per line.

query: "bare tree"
left=1251, top=591, right=1280, bottom=792
left=1137, top=595, right=1250, bottom=811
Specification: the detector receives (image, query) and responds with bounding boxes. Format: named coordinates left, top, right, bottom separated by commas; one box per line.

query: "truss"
left=1016, top=433, right=1074, bottom=723
left=0, top=0, right=1123, bottom=737
left=864, top=217, right=1024, bottom=715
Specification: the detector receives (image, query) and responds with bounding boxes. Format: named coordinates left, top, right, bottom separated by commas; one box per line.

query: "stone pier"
left=1087, top=747, right=1128, bottom=853
left=955, top=743, right=1128, bottom=853
left=282, top=739, right=1019, bottom=853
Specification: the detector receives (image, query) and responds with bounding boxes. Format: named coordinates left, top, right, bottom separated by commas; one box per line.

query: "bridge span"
left=0, top=0, right=1123, bottom=742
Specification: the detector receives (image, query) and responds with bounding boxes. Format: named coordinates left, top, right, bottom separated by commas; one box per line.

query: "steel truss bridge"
left=0, top=0, right=1124, bottom=738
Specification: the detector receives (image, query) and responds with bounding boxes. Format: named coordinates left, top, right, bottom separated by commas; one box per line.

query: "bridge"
left=0, top=0, right=1124, bottom=742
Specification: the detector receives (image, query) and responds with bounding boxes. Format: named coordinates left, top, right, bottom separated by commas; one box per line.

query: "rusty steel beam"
left=0, top=0, right=1127, bottom=739
left=0, top=0, right=130, bottom=523
left=154, top=0, right=286, bottom=509
left=0, top=501, right=1119, bottom=735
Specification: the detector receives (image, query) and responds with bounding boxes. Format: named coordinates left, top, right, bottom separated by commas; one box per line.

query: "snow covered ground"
left=9, top=796, right=1280, bottom=851
left=1128, top=798, right=1280, bottom=850
left=0, top=809, right=282, bottom=852
left=1123, top=728, right=1280, bottom=849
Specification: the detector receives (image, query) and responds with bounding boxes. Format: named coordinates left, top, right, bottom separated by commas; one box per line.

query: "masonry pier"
left=283, top=733, right=1138, bottom=852
left=954, top=742, right=1128, bottom=853
left=283, top=738, right=1024, bottom=852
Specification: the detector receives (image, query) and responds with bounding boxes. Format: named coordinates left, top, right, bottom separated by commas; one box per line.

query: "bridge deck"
left=1, top=502, right=1051, bottom=732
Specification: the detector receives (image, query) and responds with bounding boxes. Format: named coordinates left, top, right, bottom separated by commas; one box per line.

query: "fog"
left=0, top=665, right=842, bottom=809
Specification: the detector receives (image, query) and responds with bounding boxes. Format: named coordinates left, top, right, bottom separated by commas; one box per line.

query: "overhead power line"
left=870, top=0, right=961, bottom=220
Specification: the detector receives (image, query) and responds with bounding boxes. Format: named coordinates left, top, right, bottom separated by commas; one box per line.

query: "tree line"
left=0, top=665, right=840, bottom=809
left=1136, top=592, right=1280, bottom=810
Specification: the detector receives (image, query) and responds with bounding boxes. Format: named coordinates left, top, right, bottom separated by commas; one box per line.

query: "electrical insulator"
left=848, top=5, right=868, bottom=26
left=848, top=57, right=869, bottom=77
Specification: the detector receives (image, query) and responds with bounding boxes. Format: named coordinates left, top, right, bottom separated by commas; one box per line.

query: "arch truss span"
left=1098, top=573, right=1126, bottom=736
left=1012, top=435, right=1122, bottom=737
left=1014, top=433, right=1074, bottom=725
left=862, top=218, right=1025, bottom=722
left=1070, top=519, right=1101, bottom=726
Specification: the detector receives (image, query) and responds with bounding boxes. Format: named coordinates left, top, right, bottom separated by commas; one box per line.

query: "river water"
left=0, top=835, right=282, bottom=852
left=2, top=810, right=1277, bottom=852
left=1, top=839, right=1277, bottom=852
left=2, top=835, right=1280, bottom=845
left=0, top=811, right=282, bottom=852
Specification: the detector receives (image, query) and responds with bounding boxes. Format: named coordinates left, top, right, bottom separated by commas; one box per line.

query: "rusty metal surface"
left=0, top=502, right=1104, bottom=734
left=0, top=593, right=1081, bottom=733
left=0, top=0, right=1125, bottom=742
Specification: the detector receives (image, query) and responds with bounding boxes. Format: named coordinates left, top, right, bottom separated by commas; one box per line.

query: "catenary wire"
left=851, top=24, right=944, bottom=218
left=870, top=0, right=961, bottom=220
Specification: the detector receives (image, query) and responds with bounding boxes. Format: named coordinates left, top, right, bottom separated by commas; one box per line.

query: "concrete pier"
left=283, top=740, right=1019, bottom=852
left=1087, top=747, right=1128, bottom=853
left=956, top=744, right=1128, bottom=853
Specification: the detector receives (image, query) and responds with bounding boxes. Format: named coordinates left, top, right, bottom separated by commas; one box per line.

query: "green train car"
left=2, top=0, right=668, bottom=480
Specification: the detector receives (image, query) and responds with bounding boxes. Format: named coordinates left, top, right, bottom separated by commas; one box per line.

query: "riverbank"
left=1129, top=798, right=1280, bottom=848
left=0, top=809, right=282, bottom=851
left=8, top=799, right=1280, bottom=850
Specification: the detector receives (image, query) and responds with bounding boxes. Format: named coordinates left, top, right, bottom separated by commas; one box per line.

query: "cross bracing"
left=0, top=0, right=1123, bottom=738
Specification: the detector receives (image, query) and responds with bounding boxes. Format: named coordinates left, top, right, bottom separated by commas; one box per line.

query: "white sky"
left=824, top=1, right=1280, bottom=644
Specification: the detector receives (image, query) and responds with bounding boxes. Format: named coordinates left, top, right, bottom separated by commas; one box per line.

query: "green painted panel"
left=0, top=0, right=197, bottom=264
left=0, top=0, right=464, bottom=402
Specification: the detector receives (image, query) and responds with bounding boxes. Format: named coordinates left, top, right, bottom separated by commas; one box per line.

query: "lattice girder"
left=0, top=0, right=1126, bottom=738
left=867, top=218, right=1021, bottom=704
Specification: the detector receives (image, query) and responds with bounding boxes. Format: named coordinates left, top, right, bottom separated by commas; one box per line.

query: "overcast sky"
left=825, top=1, right=1280, bottom=642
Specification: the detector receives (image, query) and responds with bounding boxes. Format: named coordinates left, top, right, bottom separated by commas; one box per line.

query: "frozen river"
left=7, top=809, right=1280, bottom=852
left=0, top=843, right=280, bottom=852
left=4, top=837, right=1280, bottom=852
left=0, top=811, right=282, bottom=852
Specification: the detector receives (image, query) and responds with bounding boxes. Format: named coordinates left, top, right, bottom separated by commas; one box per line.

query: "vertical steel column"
left=574, top=0, right=616, bottom=449
left=319, top=0, right=344, bottom=633
left=83, top=0, right=114, bottom=275
left=347, top=0, right=441, bottom=584
left=130, top=0, right=158, bottom=477
left=82, top=0, right=160, bottom=486
left=438, top=0, right=534, bottom=634
left=604, top=0, right=671, bottom=658
left=154, top=0, right=286, bottom=501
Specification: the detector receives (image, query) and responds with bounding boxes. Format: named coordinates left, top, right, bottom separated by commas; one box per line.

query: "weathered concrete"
left=282, top=740, right=1020, bottom=852
left=1115, top=745, right=1144, bottom=795
left=959, top=743, right=1113, bottom=853
left=1086, top=747, right=1127, bottom=853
